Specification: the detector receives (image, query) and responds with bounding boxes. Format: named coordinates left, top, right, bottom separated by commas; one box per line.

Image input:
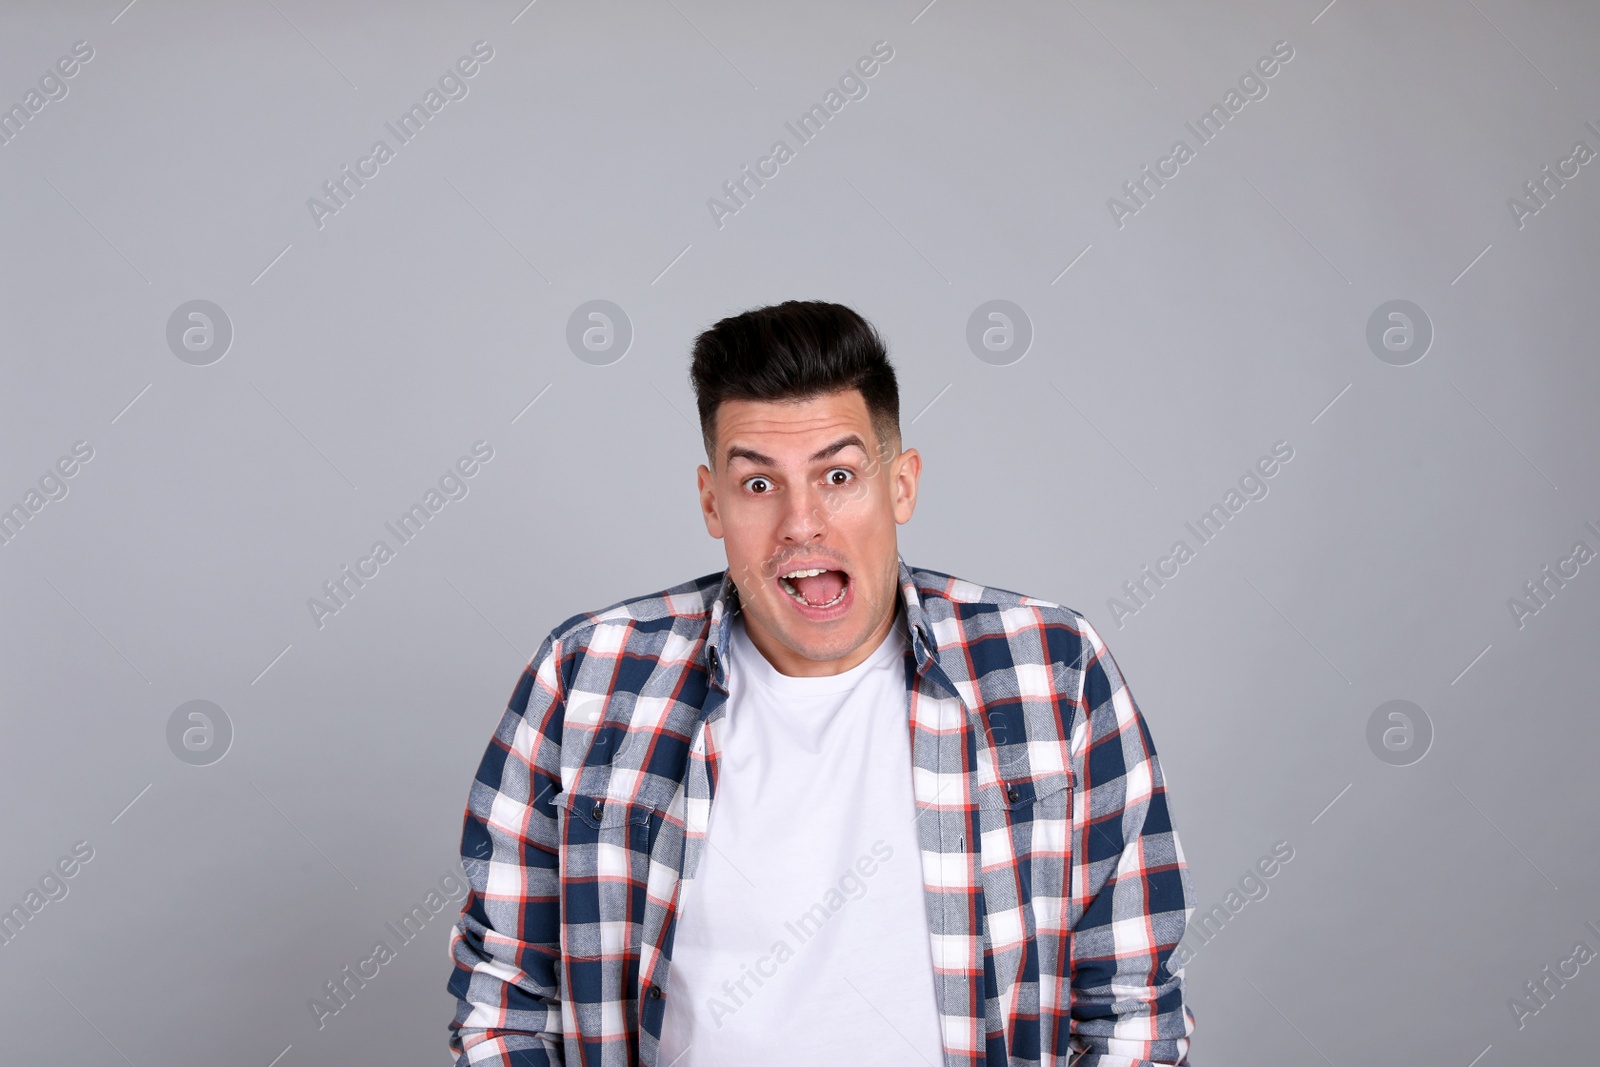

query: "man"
left=446, top=300, right=1197, bottom=1066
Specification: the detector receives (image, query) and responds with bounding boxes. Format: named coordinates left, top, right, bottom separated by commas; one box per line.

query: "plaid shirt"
left=446, top=554, right=1196, bottom=1066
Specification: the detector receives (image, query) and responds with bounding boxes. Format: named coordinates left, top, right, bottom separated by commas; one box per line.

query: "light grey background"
left=3, top=1, right=1597, bottom=1064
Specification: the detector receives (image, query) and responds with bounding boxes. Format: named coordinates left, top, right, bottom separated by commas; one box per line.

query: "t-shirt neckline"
left=731, top=608, right=908, bottom=696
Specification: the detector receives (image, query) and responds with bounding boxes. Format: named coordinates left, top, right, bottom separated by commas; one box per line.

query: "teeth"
left=781, top=567, right=828, bottom=579
left=778, top=576, right=848, bottom=609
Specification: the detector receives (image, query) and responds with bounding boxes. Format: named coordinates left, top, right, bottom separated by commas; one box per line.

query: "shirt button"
left=648, top=985, right=663, bottom=999
left=591, top=802, right=605, bottom=820
left=1006, top=786, right=1020, bottom=803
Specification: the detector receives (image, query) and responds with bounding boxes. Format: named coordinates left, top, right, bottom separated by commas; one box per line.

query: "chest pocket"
left=1007, top=773, right=1076, bottom=981
left=556, top=785, right=672, bottom=963
left=1000, top=768, right=1073, bottom=907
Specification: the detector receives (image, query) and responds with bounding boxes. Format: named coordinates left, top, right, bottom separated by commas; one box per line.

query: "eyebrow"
left=725, top=434, right=869, bottom=469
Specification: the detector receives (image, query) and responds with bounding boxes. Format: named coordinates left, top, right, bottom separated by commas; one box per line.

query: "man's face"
left=695, top=389, right=920, bottom=677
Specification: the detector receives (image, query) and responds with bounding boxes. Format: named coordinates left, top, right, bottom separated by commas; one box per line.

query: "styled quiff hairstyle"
left=688, top=300, right=901, bottom=465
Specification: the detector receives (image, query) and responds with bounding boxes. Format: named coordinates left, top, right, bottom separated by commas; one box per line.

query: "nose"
left=778, top=482, right=827, bottom=544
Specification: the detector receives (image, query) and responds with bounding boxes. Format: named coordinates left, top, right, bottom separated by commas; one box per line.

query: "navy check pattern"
left=446, top=554, right=1196, bottom=1066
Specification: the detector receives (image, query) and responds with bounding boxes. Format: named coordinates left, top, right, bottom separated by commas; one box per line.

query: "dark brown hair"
left=688, top=300, right=900, bottom=463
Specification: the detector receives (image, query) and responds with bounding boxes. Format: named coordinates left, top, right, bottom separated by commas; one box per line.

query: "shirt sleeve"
left=1067, top=615, right=1197, bottom=1066
left=446, top=630, right=569, bottom=1066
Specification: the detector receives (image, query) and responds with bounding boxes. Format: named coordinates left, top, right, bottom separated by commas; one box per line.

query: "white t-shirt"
left=656, top=608, right=946, bottom=1066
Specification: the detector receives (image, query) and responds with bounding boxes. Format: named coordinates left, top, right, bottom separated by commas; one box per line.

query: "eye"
left=824, top=467, right=853, bottom=486
left=742, top=475, right=774, bottom=494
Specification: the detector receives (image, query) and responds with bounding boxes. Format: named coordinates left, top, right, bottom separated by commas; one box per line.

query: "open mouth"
left=777, top=567, right=850, bottom=610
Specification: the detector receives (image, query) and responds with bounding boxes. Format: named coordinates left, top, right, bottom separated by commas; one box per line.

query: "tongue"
left=793, top=570, right=846, bottom=606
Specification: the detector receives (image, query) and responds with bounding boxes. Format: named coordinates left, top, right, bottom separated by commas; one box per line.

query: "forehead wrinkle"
left=722, top=415, right=871, bottom=470
left=727, top=435, right=868, bottom=470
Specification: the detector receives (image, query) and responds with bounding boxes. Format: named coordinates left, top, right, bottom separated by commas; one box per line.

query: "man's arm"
left=446, top=630, right=569, bottom=1066
left=1067, top=615, right=1196, bottom=1067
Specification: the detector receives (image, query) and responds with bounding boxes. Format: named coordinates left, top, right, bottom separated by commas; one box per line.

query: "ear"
left=891, top=447, right=920, bottom=525
left=697, top=463, right=725, bottom=539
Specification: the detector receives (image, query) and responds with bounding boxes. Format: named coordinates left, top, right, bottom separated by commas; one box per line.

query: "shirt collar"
left=705, top=551, right=939, bottom=688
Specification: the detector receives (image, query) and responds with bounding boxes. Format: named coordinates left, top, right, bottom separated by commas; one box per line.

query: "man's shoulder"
left=910, top=565, right=1123, bottom=722
left=545, top=568, right=726, bottom=650
left=908, top=562, right=1094, bottom=636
